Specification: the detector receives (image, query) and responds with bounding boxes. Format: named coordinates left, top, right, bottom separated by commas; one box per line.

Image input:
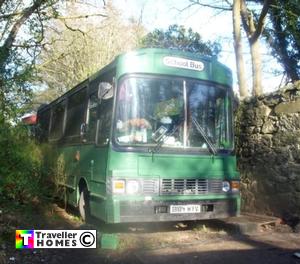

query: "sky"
left=113, top=0, right=284, bottom=95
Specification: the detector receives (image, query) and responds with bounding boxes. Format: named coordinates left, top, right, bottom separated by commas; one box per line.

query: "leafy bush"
left=0, top=122, right=44, bottom=203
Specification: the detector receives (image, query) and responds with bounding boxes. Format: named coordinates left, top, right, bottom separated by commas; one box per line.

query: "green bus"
left=37, top=48, right=240, bottom=223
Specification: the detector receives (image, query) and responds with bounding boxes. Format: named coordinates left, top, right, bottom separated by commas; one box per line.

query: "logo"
left=163, top=56, right=204, bottom=72
left=16, top=230, right=34, bottom=249
left=79, top=232, right=95, bottom=247
left=16, top=230, right=96, bottom=249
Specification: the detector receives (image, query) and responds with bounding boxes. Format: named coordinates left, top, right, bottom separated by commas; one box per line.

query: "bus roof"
left=113, top=48, right=232, bottom=86
left=38, top=48, right=232, bottom=112
left=90, top=48, right=232, bottom=85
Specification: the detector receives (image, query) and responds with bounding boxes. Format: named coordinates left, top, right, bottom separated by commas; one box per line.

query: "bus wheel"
left=79, top=187, right=90, bottom=222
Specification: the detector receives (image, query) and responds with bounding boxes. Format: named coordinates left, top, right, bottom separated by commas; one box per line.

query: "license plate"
left=170, top=204, right=201, bottom=214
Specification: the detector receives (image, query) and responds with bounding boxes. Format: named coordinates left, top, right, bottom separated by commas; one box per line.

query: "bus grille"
left=160, top=179, right=223, bottom=195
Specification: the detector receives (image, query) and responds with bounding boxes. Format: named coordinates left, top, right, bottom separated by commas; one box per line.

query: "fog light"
left=222, top=181, right=230, bottom=192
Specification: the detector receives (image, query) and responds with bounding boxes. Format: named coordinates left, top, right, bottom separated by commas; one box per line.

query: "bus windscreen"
left=115, top=76, right=233, bottom=151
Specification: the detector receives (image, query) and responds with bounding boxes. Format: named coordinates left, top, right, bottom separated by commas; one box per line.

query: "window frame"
left=64, top=86, right=88, bottom=144
left=85, top=91, right=99, bottom=144
left=49, top=99, right=67, bottom=142
left=86, top=69, right=116, bottom=147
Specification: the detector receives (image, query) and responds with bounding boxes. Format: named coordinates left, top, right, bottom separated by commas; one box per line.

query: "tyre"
left=79, top=187, right=90, bottom=222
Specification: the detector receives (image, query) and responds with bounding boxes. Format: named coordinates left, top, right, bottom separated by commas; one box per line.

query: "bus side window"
left=65, top=88, right=86, bottom=142
left=97, top=98, right=113, bottom=145
left=86, top=93, right=98, bottom=142
left=49, top=100, right=66, bottom=141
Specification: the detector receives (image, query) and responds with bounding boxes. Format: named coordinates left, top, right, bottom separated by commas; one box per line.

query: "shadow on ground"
left=1, top=199, right=300, bottom=264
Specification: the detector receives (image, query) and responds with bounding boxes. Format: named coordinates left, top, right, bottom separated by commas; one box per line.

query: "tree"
left=240, top=0, right=272, bottom=96
left=35, top=2, right=145, bottom=102
left=186, top=0, right=272, bottom=97
left=140, top=24, right=221, bottom=56
left=0, top=0, right=59, bottom=120
left=262, top=0, right=300, bottom=82
left=233, top=0, right=248, bottom=97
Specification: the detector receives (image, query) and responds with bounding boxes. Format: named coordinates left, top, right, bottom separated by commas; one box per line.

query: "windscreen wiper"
left=191, top=116, right=217, bottom=155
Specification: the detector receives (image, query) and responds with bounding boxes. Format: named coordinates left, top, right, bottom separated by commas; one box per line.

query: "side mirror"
left=98, top=82, right=113, bottom=101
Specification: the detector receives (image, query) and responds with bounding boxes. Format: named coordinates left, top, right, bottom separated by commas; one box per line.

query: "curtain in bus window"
left=50, top=101, right=65, bottom=140
left=65, top=89, right=86, bottom=139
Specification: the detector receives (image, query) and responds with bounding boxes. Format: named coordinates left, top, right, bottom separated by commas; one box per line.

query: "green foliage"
left=0, top=122, right=44, bottom=203
left=0, top=50, right=35, bottom=121
left=260, top=0, right=300, bottom=81
left=140, top=24, right=221, bottom=56
left=0, top=0, right=59, bottom=120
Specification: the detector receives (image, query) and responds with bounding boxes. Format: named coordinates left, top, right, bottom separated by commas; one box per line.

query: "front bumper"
left=108, top=198, right=239, bottom=223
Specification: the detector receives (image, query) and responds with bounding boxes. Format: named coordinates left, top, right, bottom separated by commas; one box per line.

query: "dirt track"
left=2, top=203, right=300, bottom=264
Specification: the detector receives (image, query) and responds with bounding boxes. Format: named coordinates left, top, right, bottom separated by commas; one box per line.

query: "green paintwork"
left=100, top=233, right=119, bottom=250
left=105, top=149, right=239, bottom=222
left=115, top=49, right=232, bottom=86
left=108, top=151, right=239, bottom=178
left=45, top=48, right=239, bottom=224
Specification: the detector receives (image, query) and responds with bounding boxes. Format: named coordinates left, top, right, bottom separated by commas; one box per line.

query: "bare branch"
left=240, top=0, right=250, bottom=34
left=56, top=13, right=108, bottom=20
left=240, top=0, right=272, bottom=43
left=224, top=0, right=232, bottom=7
left=172, top=2, right=199, bottom=12
left=0, top=11, right=26, bottom=20
left=36, top=7, right=45, bottom=44
left=0, top=10, right=108, bottom=21
left=0, top=15, right=12, bottom=42
left=62, top=20, right=86, bottom=36
left=250, top=0, right=272, bottom=43
left=188, top=0, right=232, bottom=11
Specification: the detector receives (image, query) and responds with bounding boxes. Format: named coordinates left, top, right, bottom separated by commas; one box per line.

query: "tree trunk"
left=250, top=37, right=262, bottom=96
left=232, top=0, right=248, bottom=98
left=240, top=0, right=265, bottom=96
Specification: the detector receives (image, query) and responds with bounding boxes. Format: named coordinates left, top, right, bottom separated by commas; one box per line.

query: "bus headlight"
left=112, top=180, right=125, bottom=194
left=222, top=181, right=230, bottom=192
left=126, top=180, right=139, bottom=194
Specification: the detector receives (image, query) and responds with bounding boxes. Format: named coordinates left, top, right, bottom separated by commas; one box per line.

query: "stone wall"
left=236, top=82, right=300, bottom=219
